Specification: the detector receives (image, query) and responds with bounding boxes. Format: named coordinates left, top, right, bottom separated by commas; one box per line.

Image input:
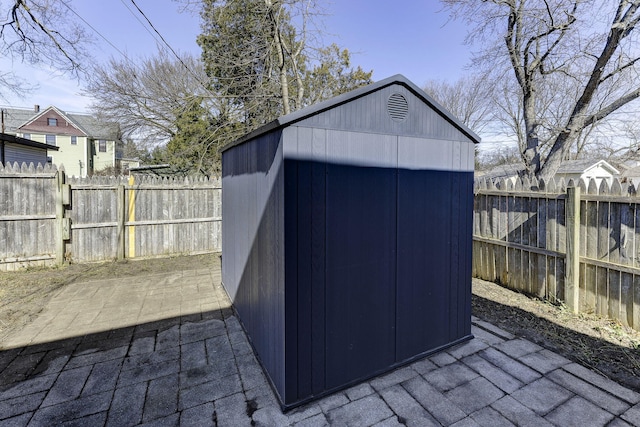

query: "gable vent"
left=387, top=93, right=408, bottom=121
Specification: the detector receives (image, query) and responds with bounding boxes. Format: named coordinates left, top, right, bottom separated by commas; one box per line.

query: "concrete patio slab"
left=1, top=257, right=638, bottom=426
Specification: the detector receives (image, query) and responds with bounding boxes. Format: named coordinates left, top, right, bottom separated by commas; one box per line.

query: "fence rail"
left=6, top=161, right=640, bottom=331
left=473, top=175, right=640, bottom=331
left=0, top=162, right=221, bottom=270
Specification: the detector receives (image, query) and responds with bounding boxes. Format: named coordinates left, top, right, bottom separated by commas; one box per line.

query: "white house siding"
left=49, top=136, right=89, bottom=177
left=93, top=140, right=116, bottom=173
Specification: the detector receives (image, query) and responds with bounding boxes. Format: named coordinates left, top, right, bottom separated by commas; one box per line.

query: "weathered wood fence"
left=473, top=175, right=640, bottom=330
left=7, top=161, right=640, bottom=330
left=0, top=162, right=221, bottom=270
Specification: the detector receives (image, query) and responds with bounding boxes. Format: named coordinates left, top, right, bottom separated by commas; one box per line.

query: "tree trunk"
left=266, top=0, right=290, bottom=115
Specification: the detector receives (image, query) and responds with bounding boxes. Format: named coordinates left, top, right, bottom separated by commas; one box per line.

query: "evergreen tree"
left=164, top=98, right=220, bottom=176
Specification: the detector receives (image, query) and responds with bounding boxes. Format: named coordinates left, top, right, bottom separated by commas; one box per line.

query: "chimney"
left=34, top=104, right=40, bottom=113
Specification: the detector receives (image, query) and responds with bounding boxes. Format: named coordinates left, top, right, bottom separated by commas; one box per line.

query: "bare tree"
left=0, top=0, right=91, bottom=98
left=422, top=74, right=494, bottom=133
left=477, top=144, right=522, bottom=169
left=443, top=0, right=640, bottom=180
left=84, top=50, right=209, bottom=148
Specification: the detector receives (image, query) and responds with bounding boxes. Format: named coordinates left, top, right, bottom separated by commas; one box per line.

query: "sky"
left=0, top=0, right=474, bottom=114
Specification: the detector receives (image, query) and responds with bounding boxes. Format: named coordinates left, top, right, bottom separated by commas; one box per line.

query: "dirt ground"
left=1, top=254, right=640, bottom=392
left=473, top=278, right=640, bottom=392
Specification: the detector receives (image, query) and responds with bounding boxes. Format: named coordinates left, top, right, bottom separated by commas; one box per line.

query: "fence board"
left=608, top=269, right=621, bottom=322
left=474, top=176, right=640, bottom=331
left=0, top=169, right=58, bottom=270
left=557, top=198, right=566, bottom=254
left=610, top=201, right=622, bottom=264
left=1, top=171, right=221, bottom=269
left=499, top=194, right=508, bottom=241
left=635, top=207, right=640, bottom=269
left=598, top=200, right=610, bottom=261
left=547, top=256, right=557, bottom=302
left=620, top=203, right=634, bottom=265
left=634, top=274, right=640, bottom=330
left=547, top=198, right=557, bottom=252
left=621, top=272, right=633, bottom=327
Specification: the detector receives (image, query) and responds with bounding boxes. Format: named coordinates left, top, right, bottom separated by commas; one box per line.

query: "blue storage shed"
left=221, top=74, right=480, bottom=410
left=0, top=133, right=57, bottom=167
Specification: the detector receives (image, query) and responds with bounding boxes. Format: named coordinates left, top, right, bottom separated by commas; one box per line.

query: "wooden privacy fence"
left=473, top=175, right=640, bottom=331
left=0, top=162, right=221, bottom=270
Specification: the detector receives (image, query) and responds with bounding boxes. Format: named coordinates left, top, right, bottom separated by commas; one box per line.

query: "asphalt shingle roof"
left=2, top=106, right=119, bottom=139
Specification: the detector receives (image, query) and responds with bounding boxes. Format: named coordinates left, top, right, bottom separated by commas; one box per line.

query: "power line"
left=58, top=0, right=213, bottom=121
left=118, top=0, right=165, bottom=48
left=128, top=1, right=200, bottom=77
left=59, top=0, right=131, bottom=64
left=126, top=0, right=216, bottom=102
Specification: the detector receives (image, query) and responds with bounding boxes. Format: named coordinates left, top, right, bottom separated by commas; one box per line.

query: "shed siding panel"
left=321, top=132, right=398, bottom=389
left=221, top=130, right=286, bottom=397
left=283, top=126, right=330, bottom=400
left=4, top=143, right=48, bottom=166
left=325, top=161, right=397, bottom=389
left=297, top=84, right=472, bottom=143
left=397, top=169, right=451, bottom=359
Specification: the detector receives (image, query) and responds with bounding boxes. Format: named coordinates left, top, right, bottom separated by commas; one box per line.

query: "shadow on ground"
left=473, top=293, right=640, bottom=392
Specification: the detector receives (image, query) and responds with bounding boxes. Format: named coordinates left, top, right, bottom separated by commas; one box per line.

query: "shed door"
left=324, top=135, right=397, bottom=389
left=396, top=169, right=453, bottom=359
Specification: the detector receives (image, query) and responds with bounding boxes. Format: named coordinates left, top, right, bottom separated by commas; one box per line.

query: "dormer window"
left=47, top=118, right=58, bottom=126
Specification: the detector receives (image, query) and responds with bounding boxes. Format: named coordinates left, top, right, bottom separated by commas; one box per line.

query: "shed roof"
left=222, top=74, right=481, bottom=153
left=556, top=159, right=619, bottom=175
left=0, top=133, right=59, bottom=151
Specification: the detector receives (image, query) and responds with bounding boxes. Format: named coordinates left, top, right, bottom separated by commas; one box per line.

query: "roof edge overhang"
left=0, top=133, right=59, bottom=151
left=221, top=74, right=482, bottom=153
left=584, top=160, right=620, bottom=175
left=18, top=105, right=88, bottom=136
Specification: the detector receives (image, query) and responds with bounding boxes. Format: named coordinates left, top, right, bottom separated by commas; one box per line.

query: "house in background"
left=477, top=159, right=621, bottom=188
left=555, top=159, right=620, bottom=187
left=2, top=105, right=122, bottom=177
left=0, top=132, right=59, bottom=167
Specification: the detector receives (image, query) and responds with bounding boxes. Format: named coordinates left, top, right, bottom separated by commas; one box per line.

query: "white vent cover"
left=387, top=93, right=409, bottom=121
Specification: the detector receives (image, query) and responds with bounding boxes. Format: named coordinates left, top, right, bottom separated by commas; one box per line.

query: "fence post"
left=565, top=186, right=581, bottom=313
left=128, top=175, right=136, bottom=258
left=117, top=184, right=125, bottom=260
left=55, top=169, right=68, bottom=265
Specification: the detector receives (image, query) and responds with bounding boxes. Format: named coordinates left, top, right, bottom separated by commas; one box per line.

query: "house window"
left=47, top=118, right=58, bottom=126
left=22, top=133, right=30, bottom=139
left=71, top=136, right=77, bottom=145
left=46, top=134, right=56, bottom=145
left=98, top=140, right=107, bottom=152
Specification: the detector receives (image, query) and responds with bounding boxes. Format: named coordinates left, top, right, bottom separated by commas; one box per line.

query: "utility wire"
left=125, top=0, right=222, bottom=107
left=128, top=0, right=205, bottom=84
left=59, top=0, right=131, bottom=64
left=118, top=0, right=165, bottom=48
